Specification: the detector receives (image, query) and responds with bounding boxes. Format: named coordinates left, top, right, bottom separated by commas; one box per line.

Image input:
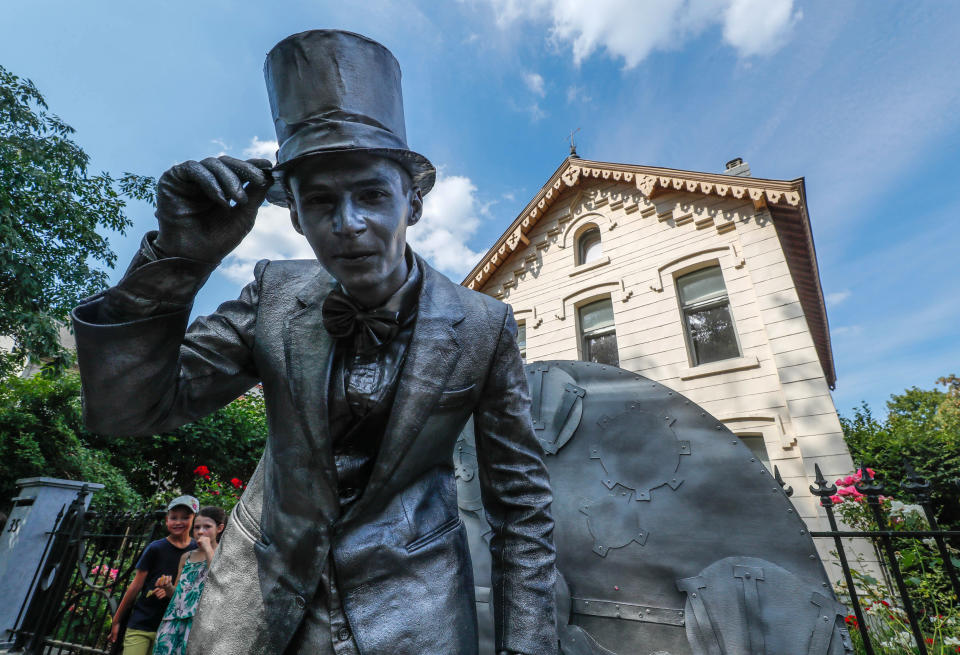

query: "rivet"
left=800, top=530, right=806, bottom=535
left=750, top=458, right=756, bottom=462
left=809, top=554, right=816, bottom=560
left=745, top=572, right=751, bottom=579
left=692, top=593, right=697, bottom=598
left=715, top=425, right=722, bottom=430
left=787, top=509, right=793, bottom=513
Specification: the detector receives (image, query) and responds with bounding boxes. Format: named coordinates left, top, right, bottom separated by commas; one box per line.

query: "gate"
left=12, top=487, right=165, bottom=654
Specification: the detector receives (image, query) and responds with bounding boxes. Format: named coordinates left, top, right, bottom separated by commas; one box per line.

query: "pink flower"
left=830, top=495, right=843, bottom=504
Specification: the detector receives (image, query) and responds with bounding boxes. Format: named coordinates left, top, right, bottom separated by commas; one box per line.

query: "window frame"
left=675, top=264, right=741, bottom=367
left=577, top=296, right=619, bottom=366
left=576, top=225, right=603, bottom=266
left=516, top=320, right=527, bottom=362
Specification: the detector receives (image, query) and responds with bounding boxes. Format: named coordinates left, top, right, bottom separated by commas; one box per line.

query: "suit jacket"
left=72, top=251, right=557, bottom=654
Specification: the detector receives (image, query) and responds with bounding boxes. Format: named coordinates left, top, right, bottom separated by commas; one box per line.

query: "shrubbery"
left=0, top=368, right=266, bottom=513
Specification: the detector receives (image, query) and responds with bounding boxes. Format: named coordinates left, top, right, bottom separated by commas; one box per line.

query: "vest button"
left=295, top=595, right=306, bottom=609
left=337, top=627, right=351, bottom=642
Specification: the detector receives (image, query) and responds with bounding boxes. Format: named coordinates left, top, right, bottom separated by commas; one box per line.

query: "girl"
left=151, top=506, right=226, bottom=655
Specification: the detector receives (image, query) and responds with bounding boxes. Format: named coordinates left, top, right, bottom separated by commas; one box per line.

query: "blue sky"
left=3, top=1, right=959, bottom=415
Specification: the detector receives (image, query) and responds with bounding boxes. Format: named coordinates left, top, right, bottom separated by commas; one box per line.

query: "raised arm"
left=71, top=156, right=272, bottom=436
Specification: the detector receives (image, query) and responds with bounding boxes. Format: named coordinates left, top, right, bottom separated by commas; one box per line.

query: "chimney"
left=723, top=157, right=751, bottom=177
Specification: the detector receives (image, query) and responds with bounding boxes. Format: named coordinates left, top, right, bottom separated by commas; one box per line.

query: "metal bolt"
left=744, top=572, right=751, bottom=579
left=809, top=554, right=816, bottom=560
left=692, top=593, right=697, bottom=598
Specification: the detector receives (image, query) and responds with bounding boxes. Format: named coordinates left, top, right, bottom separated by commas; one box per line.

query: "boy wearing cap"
left=109, top=496, right=199, bottom=654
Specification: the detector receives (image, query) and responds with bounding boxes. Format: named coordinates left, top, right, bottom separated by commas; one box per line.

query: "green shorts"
left=122, top=628, right=157, bottom=655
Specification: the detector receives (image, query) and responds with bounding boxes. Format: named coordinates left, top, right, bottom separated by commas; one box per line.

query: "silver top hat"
left=264, top=30, right=436, bottom=206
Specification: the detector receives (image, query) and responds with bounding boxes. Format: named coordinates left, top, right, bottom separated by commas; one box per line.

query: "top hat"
left=264, top=30, right=436, bottom=206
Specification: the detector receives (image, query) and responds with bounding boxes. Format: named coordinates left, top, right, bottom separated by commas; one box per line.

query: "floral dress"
left=152, top=558, right=208, bottom=655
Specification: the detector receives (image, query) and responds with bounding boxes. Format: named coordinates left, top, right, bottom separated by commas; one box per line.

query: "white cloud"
left=219, top=172, right=486, bottom=283
left=210, top=138, right=230, bottom=156
left=219, top=204, right=313, bottom=283
left=566, top=84, right=591, bottom=104
left=723, top=0, right=801, bottom=57
left=408, top=173, right=485, bottom=279
left=483, top=0, right=799, bottom=67
left=825, top=290, right=851, bottom=307
left=243, top=136, right=279, bottom=162
left=526, top=102, right=546, bottom=122
left=524, top=72, right=546, bottom=97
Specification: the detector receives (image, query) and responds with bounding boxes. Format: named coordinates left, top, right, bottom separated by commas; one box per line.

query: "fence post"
left=809, top=464, right=875, bottom=655
left=858, top=465, right=928, bottom=655
left=902, top=460, right=960, bottom=600
left=0, top=478, right=103, bottom=649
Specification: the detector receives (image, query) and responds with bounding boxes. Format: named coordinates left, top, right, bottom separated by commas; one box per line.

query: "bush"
left=0, top=368, right=266, bottom=514
left=0, top=371, right=142, bottom=511
left=841, top=377, right=960, bottom=528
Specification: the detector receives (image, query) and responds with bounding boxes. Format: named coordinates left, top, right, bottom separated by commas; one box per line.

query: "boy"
left=109, top=495, right=198, bottom=654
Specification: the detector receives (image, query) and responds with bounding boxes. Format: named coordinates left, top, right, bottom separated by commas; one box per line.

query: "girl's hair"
left=197, top=506, right=227, bottom=542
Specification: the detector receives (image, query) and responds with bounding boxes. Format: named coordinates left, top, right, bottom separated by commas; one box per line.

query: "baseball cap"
left=166, top=495, right=200, bottom=514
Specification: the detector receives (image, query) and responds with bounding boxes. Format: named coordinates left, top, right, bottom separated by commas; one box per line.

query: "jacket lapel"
left=283, top=269, right=340, bottom=520
left=344, top=258, right=465, bottom=522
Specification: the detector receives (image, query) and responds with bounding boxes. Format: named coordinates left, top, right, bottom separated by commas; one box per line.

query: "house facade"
left=463, top=155, right=855, bottom=550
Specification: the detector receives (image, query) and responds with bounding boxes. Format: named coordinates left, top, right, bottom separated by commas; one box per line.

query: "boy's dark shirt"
left=127, top=537, right=196, bottom=631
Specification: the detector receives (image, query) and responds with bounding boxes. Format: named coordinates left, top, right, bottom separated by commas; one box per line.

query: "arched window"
left=577, top=227, right=603, bottom=265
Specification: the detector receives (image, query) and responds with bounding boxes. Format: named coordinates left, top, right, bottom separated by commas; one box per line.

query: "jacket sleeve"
left=71, top=233, right=266, bottom=436
left=473, top=304, right=558, bottom=655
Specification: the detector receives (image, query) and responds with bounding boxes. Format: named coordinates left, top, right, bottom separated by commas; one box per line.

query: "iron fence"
left=773, top=462, right=960, bottom=655
left=12, top=488, right=165, bottom=654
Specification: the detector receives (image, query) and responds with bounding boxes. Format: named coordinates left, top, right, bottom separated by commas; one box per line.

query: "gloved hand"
left=154, top=155, right=273, bottom=263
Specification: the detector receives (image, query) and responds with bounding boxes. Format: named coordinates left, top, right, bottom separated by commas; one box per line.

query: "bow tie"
left=322, top=289, right=401, bottom=353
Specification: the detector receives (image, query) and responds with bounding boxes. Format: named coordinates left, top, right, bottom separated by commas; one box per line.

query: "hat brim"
left=265, top=147, right=436, bottom=208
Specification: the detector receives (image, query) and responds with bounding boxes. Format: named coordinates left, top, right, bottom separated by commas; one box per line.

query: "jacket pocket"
left=231, top=499, right=265, bottom=544
left=437, top=384, right=476, bottom=408
left=405, top=516, right=463, bottom=553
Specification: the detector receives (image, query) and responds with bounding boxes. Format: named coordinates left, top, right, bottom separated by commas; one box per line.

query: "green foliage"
left=841, top=377, right=960, bottom=528
left=84, top=388, right=266, bottom=500
left=0, top=371, right=142, bottom=510
left=0, top=368, right=266, bottom=514
left=190, top=465, right=245, bottom=513
left=832, top=499, right=960, bottom=652
left=0, top=65, right=156, bottom=375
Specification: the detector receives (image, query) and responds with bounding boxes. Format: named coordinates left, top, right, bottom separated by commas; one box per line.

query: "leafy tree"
left=84, top=388, right=267, bottom=500
left=0, top=65, right=155, bottom=375
left=840, top=376, right=960, bottom=528
left=0, top=368, right=267, bottom=514
left=0, top=371, right=142, bottom=511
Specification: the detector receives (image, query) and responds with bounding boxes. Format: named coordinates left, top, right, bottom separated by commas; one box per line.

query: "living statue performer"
left=72, top=30, right=556, bottom=655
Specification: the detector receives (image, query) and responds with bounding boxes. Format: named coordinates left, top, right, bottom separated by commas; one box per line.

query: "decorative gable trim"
left=464, top=157, right=803, bottom=292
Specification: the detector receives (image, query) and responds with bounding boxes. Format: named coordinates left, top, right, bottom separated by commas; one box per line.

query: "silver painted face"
left=289, top=152, right=422, bottom=308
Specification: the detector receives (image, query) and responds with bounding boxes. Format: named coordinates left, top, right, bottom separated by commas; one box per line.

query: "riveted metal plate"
left=572, top=597, right=685, bottom=627
left=527, top=364, right=585, bottom=455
